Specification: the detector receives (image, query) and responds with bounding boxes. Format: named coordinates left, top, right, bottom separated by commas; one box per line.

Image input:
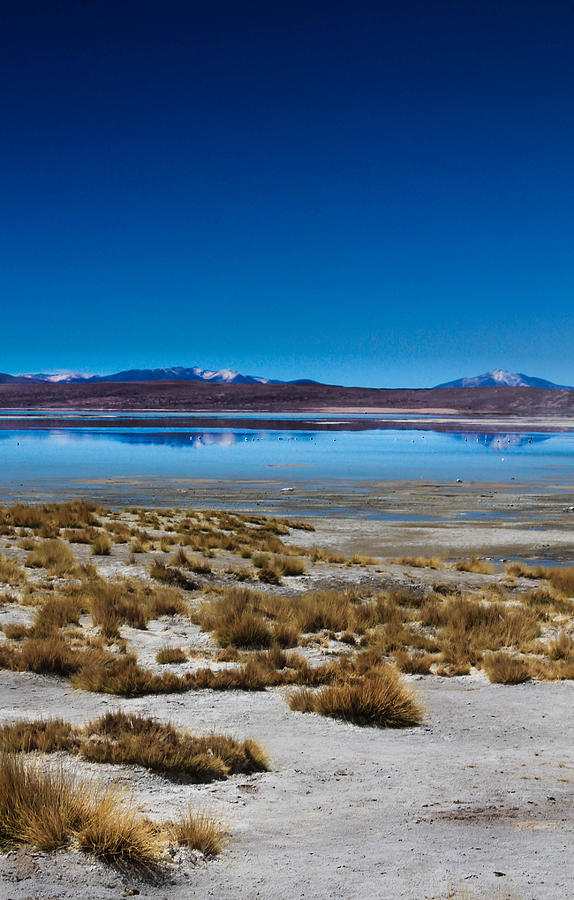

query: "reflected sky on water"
left=0, top=426, right=572, bottom=485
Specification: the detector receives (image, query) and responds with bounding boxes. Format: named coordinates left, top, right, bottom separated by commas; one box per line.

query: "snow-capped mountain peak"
left=435, top=369, right=572, bottom=389
left=9, top=365, right=315, bottom=386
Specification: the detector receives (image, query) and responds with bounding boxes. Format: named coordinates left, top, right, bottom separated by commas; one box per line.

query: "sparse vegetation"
left=454, top=557, right=495, bottom=575
left=483, top=652, right=531, bottom=684
left=393, top=556, right=442, bottom=569
left=0, top=753, right=161, bottom=868
left=171, top=805, right=229, bottom=856
left=91, top=533, right=112, bottom=555
left=156, top=645, right=187, bottom=664
left=0, top=712, right=270, bottom=783
left=0, top=554, right=27, bottom=585
left=289, top=663, right=423, bottom=727
left=26, top=539, right=79, bottom=576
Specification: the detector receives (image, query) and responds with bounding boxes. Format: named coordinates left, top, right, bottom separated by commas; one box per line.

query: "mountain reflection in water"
left=1, top=426, right=573, bottom=486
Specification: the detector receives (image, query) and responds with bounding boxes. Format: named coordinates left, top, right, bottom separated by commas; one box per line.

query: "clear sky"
left=1, top=1, right=573, bottom=387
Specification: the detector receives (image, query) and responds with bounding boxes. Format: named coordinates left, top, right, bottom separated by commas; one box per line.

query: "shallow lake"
left=1, top=422, right=573, bottom=490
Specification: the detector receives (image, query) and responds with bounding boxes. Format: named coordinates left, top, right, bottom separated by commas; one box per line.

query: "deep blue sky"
left=1, top=1, right=573, bottom=387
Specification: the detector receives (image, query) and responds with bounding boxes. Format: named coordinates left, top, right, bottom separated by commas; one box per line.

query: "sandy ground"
left=0, top=672, right=572, bottom=899
left=1, top=495, right=574, bottom=898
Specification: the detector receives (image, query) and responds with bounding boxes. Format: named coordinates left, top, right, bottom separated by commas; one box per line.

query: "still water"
left=0, top=424, right=573, bottom=487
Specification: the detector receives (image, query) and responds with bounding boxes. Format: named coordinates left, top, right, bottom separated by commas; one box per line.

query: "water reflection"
left=1, top=426, right=573, bottom=485
left=0, top=429, right=315, bottom=449
left=447, top=433, right=551, bottom=449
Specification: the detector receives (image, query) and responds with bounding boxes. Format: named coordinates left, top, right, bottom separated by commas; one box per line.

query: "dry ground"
left=0, top=502, right=572, bottom=898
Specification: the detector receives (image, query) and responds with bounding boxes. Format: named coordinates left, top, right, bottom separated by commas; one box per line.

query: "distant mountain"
left=18, top=372, right=88, bottom=384
left=13, top=366, right=318, bottom=386
left=435, top=368, right=573, bottom=390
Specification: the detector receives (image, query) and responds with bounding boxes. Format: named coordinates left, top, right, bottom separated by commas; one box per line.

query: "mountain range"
left=0, top=366, right=317, bottom=386
left=0, top=366, right=571, bottom=390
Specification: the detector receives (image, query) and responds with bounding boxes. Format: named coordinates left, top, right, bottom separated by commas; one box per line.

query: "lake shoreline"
left=1, top=413, right=574, bottom=432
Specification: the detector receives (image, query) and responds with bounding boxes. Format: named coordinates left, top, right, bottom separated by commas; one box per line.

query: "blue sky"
left=1, top=1, right=573, bottom=387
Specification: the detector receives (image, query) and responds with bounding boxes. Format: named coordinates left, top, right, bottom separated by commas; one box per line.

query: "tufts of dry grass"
left=0, top=752, right=161, bottom=868
left=169, top=549, right=212, bottom=575
left=155, top=645, right=187, bottom=664
left=26, top=539, right=80, bottom=576
left=288, top=664, right=423, bottom=727
left=91, top=533, right=112, bottom=556
left=149, top=559, right=197, bottom=590
left=547, top=631, right=574, bottom=661
left=430, top=596, right=541, bottom=673
left=219, top=612, right=274, bottom=648
left=505, top=561, right=547, bottom=579
left=33, top=595, right=82, bottom=635
left=257, top=566, right=282, bottom=585
left=0, top=753, right=94, bottom=850
left=0, top=554, right=28, bottom=586
left=76, top=792, right=162, bottom=870
left=0, top=501, right=100, bottom=535
left=547, top=566, right=574, bottom=598
left=278, top=556, right=306, bottom=576
left=79, top=712, right=269, bottom=780
left=454, top=557, right=495, bottom=575
left=394, top=556, right=443, bottom=569
left=294, top=590, right=355, bottom=633
left=0, top=712, right=270, bottom=784
left=0, top=636, right=89, bottom=677
left=86, top=577, right=186, bottom=637
left=483, top=652, right=531, bottom=684
left=0, top=718, right=75, bottom=754
left=346, top=554, right=379, bottom=567
left=394, top=650, right=434, bottom=675
left=62, top=527, right=99, bottom=544
left=170, top=805, right=228, bottom=856
left=1, top=623, right=33, bottom=641
left=198, top=588, right=278, bottom=649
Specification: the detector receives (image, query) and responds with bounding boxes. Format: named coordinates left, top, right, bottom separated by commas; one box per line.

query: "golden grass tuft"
left=394, top=556, right=442, bottom=569
left=0, top=752, right=161, bottom=868
left=0, top=712, right=270, bottom=784
left=547, top=631, right=574, bottom=661
left=26, top=539, right=80, bottom=576
left=170, top=805, right=228, bottom=856
left=288, top=664, right=423, bottom=727
left=155, top=645, right=187, bottom=664
left=0, top=554, right=27, bottom=586
left=91, top=533, right=113, bottom=556
left=454, top=557, right=495, bottom=575
left=76, top=792, right=163, bottom=870
left=0, top=719, right=74, bottom=754
left=277, top=556, right=306, bottom=576
left=149, top=559, right=197, bottom=589
left=483, top=652, right=531, bottom=684
left=394, top=650, right=434, bottom=675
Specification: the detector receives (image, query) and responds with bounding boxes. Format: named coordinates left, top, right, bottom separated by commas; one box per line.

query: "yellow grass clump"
left=91, top=533, right=113, bottom=556
left=156, top=645, right=187, bottom=664
left=170, top=805, right=229, bottom=856
left=0, top=712, right=270, bottom=784
left=26, top=539, right=80, bottom=576
left=394, top=556, right=443, bottom=569
left=454, top=557, right=495, bottom=575
left=289, top=664, right=423, bottom=727
left=483, top=652, right=531, bottom=684
left=0, top=753, right=161, bottom=868
left=0, top=554, right=27, bottom=586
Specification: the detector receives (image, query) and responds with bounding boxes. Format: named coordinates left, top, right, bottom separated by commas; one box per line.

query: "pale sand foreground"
left=0, top=502, right=573, bottom=899
left=0, top=671, right=572, bottom=900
